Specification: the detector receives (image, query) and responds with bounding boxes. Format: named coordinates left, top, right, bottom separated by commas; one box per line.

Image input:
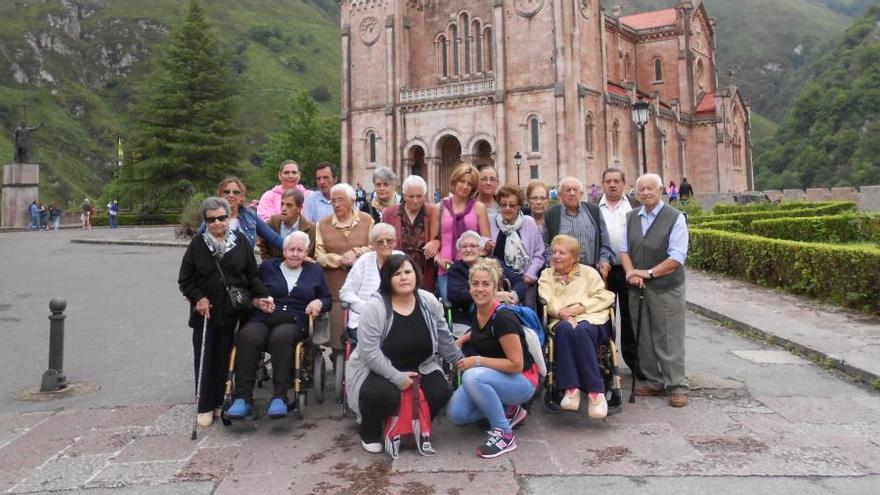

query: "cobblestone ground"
left=0, top=229, right=878, bottom=494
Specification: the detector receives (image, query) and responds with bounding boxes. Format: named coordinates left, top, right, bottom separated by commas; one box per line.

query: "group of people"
left=177, top=158, right=690, bottom=459
left=27, top=201, right=62, bottom=231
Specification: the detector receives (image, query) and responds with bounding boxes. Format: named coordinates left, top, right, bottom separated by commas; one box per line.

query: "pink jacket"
left=257, top=184, right=308, bottom=221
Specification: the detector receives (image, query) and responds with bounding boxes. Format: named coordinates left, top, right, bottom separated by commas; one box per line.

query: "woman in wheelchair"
left=345, top=254, right=462, bottom=454
left=225, top=231, right=332, bottom=420
left=538, top=235, right=615, bottom=418
left=447, top=258, right=538, bottom=459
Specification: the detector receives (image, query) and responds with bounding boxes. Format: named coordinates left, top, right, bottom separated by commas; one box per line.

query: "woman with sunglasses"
left=202, top=177, right=284, bottom=252
left=340, top=223, right=403, bottom=336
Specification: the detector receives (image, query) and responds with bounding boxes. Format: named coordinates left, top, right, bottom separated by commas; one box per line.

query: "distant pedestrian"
left=107, top=200, right=119, bottom=229
left=81, top=198, right=93, bottom=230
left=590, top=184, right=600, bottom=204
left=678, top=178, right=693, bottom=201
left=39, top=203, right=49, bottom=230
left=28, top=201, right=39, bottom=231
left=49, top=203, right=62, bottom=231
left=433, top=187, right=441, bottom=203
left=549, top=187, right=558, bottom=202
left=667, top=181, right=678, bottom=202
left=355, top=182, right=367, bottom=210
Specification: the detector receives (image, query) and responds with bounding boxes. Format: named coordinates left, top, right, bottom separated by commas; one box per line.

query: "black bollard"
left=40, top=298, right=68, bottom=392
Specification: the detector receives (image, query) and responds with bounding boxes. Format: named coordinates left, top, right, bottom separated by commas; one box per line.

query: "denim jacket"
left=199, top=207, right=284, bottom=251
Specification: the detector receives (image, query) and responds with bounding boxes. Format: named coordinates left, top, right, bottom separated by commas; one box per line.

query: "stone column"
left=492, top=0, right=508, bottom=183
left=341, top=22, right=353, bottom=183
left=2, top=163, right=39, bottom=229
left=385, top=15, right=397, bottom=172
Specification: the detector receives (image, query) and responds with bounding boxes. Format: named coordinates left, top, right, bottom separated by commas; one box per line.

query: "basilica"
left=340, top=0, right=752, bottom=194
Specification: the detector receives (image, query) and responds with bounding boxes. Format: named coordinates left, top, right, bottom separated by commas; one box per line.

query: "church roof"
left=696, top=92, right=716, bottom=114
left=619, top=8, right=677, bottom=30
left=607, top=82, right=629, bottom=97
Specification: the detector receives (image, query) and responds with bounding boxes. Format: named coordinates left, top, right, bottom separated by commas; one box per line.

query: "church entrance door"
left=472, top=140, right=494, bottom=169
left=437, top=135, right=462, bottom=196
left=407, top=145, right=426, bottom=178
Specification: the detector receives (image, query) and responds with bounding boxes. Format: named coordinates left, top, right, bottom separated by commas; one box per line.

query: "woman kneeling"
left=226, top=231, right=331, bottom=419
left=447, top=258, right=539, bottom=459
left=345, top=254, right=462, bottom=453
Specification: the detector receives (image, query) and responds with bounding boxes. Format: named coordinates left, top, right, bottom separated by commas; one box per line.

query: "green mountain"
left=0, top=0, right=341, bottom=206
left=754, top=6, right=880, bottom=189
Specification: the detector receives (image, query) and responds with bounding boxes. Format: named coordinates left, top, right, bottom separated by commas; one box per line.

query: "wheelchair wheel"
left=542, top=387, right=563, bottom=414
left=313, top=348, right=326, bottom=404
left=334, top=352, right=345, bottom=404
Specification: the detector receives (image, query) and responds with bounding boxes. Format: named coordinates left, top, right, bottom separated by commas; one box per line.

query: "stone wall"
left=694, top=185, right=880, bottom=212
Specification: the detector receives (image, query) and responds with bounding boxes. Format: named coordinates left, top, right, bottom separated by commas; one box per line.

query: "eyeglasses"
left=222, top=189, right=242, bottom=196
left=205, top=215, right=229, bottom=223
left=480, top=177, right=498, bottom=183
left=529, top=196, right=548, bottom=201
left=374, top=238, right=395, bottom=246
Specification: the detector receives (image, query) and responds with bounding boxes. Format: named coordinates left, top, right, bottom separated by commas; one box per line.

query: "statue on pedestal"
left=14, top=121, right=44, bottom=164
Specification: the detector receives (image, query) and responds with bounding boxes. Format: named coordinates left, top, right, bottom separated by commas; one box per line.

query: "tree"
left=260, top=92, right=340, bottom=187
left=120, top=0, right=241, bottom=207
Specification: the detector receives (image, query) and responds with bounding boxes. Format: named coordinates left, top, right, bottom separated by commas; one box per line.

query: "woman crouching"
left=345, top=254, right=462, bottom=453
left=447, top=258, right=538, bottom=458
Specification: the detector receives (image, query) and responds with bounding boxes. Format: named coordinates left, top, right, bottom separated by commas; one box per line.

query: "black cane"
left=629, top=288, right=644, bottom=404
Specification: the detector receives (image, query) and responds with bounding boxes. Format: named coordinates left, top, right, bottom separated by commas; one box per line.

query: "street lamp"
left=514, top=151, right=523, bottom=187
left=632, top=100, right=650, bottom=175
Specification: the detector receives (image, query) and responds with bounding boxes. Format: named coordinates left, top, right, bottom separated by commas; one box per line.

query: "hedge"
left=690, top=202, right=857, bottom=227
left=91, top=213, right=179, bottom=227
left=712, top=200, right=843, bottom=215
left=688, top=228, right=880, bottom=314
left=749, top=213, right=880, bottom=243
left=691, top=219, right=744, bottom=232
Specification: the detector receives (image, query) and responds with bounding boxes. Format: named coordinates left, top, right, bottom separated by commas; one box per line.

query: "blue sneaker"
left=267, top=397, right=288, bottom=419
left=225, top=399, right=252, bottom=419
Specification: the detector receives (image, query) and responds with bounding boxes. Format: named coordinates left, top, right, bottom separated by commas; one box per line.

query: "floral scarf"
left=202, top=228, right=236, bottom=259
left=443, top=197, right=476, bottom=250
left=497, top=212, right=528, bottom=274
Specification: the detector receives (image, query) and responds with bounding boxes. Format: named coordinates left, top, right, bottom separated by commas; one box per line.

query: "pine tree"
left=123, top=0, right=241, bottom=207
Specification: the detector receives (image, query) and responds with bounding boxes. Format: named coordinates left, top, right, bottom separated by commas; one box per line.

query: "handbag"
left=212, top=255, right=252, bottom=314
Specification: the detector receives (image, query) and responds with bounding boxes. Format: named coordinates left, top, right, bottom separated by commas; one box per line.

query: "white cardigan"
left=339, top=250, right=403, bottom=329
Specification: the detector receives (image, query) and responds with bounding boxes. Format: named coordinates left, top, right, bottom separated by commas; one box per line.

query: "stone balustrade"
left=399, top=78, right=496, bottom=104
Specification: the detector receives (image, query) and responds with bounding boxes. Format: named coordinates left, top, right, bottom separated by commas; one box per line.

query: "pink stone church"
left=340, top=0, right=752, bottom=194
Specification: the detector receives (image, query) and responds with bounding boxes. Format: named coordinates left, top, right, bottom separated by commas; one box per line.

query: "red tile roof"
left=607, top=82, right=628, bottom=96
left=696, top=92, right=716, bottom=114
left=619, top=8, right=677, bottom=30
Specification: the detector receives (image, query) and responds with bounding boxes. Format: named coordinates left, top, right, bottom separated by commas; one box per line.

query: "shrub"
left=91, top=213, right=179, bottom=227
left=690, top=202, right=857, bottom=227
left=749, top=213, right=880, bottom=243
left=712, top=200, right=841, bottom=215
left=692, top=220, right=744, bottom=232
left=688, top=228, right=880, bottom=314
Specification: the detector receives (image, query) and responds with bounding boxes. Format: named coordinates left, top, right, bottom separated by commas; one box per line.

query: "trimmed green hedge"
left=749, top=213, right=880, bottom=243
left=712, top=200, right=843, bottom=215
left=91, top=213, right=179, bottom=227
left=688, top=228, right=880, bottom=314
left=691, top=202, right=857, bottom=227
left=692, top=220, right=745, bottom=232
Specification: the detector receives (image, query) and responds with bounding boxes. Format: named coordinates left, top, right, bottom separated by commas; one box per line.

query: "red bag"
left=382, top=375, right=436, bottom=458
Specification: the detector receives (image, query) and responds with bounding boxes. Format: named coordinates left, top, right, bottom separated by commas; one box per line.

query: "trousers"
left=192, top=320, right=236, bottom=413
left=358, top=371, right=451, bottom=444
left=553, top=320, right=611, bottom=393
left=447, top=366, right=535, bottom=433
left=628, top=283, right=688, bottom=393
left=234, top=321, right=304, bottom=399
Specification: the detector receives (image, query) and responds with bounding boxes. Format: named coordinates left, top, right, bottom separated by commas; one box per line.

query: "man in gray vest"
left=619, top=173, right=689, bottom=407
left=543, top=177, right=613, bottom=278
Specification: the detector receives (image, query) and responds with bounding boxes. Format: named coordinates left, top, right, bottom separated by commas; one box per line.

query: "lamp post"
left=514, top=151, right=523, bottom=187
left=632, top=100, right=650, bottom=175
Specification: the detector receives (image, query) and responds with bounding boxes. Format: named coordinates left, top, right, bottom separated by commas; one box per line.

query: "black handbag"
left=212, top=255, right=252, bottom=314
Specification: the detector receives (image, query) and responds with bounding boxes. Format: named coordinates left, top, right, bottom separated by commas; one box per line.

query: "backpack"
left=492, top=304, right=547, bottom=378
left=382, top=374, right=436, bottom=459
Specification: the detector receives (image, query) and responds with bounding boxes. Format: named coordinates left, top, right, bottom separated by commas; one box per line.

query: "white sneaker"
left=197, top=412, right=213, bottom=427
left=560, top=389, right=581, bottom=411
left=361, top=440, right=383, bottom=454
left=587, top=393, right=608, bottom=419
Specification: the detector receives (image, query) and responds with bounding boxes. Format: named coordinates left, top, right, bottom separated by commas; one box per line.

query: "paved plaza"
left=0, top=228, right=879, bottom=494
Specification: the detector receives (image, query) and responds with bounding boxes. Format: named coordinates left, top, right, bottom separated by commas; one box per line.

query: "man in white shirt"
left=598, top=167, right=642, bottom=380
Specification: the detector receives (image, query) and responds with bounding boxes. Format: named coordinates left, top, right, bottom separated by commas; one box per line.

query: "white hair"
left=558, top=176, right=584, bottom=192
left=330, top=183, right=356, bottom=201
left=372, top=166, right=397, bottom=184
left=401, top=175, right=428, bottom=195
left=369, top=223, right=397, bottom=242
left=455, top=230, right=484, bottom=250
left=283, top=230, right=310, bottom=251
left=636, top=173, right=664, bottom=188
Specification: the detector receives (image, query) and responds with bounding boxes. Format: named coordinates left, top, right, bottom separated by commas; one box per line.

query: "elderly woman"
left=316, top=183, right=375, bottom=351
left=360, top=166, right=399, bottom=223
left=491, top=184, right=545, bottom=309
left=178, top=197, right=271, bottom=427
left=205, top=176, right=285, bottom=251
left=538, top=235, right=615, bottom=418
left=477, top=166, right=500, bottom=218
left=339, top=223, right=403, bottom=333
left=526, top=180, right=550, bottom=231
left=381, top=175, right=437, bottom=291
left=225, top=232, right=332, bottom=420
left=426, top=163, right=491, bottom=299
left=345, top=254, right=462, bottom=453
left=447, top=258, right=538, bottom=458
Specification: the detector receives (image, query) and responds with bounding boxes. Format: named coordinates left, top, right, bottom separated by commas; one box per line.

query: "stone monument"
left=2, top=120, right=43, bottom=228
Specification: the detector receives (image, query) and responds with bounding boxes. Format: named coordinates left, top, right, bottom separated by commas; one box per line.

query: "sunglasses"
left=205, top=215, right=229, bottom=223
left=222, top=189, right=242, bottom=195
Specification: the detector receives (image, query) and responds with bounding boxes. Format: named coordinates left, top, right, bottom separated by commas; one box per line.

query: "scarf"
left=371, top=191, right=399, bottom=213
left=443, top=197, right=476, bottom=251
left=497, top=212, right=528, bottom=274
left=202, top=228, right=236, bottom=259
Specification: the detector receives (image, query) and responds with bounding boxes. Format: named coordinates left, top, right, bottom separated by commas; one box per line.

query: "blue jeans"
left=29, top=213, right=39, bottom=230
left=53, top=217, right=60, bottom=231
left=447, top=367, right=535, bottom=433
left=436, top=273, right=448, bottom=300
left=109, top=214, right=118, bottom=228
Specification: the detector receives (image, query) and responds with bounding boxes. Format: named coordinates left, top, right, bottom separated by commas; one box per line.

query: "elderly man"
left=258, top=188, right=316, bottom=260
left=619, top=173, right=689, bottom=408
left=257, top=160, right=308, bottom=221
left=598, top=168, right=642, bottom=379
left=543, top=177, right=613, bottom=278
left=302, top=162, right=337, bottom=223
left=360, top=166, right=399, bottom=223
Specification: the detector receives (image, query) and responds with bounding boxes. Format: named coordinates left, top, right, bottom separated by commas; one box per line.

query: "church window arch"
left=623, top=53, right=631, bottom=82
left=611, top=120, right=621, bottom=160
left=695, top=59, right=705, bottom=90
left=365, top=130, right=378, bottom=164
left=529, top=116, right=541, bottom=154
left=653, top=57, right=663, bottom=82
left=484, top=27, right=493, bottom=71
left=473, top=19, right=483, bottom=73
left=450, top=24, right=460, bottom=76
left=461, top=13, right=470, bottom=74
left=436, top=34, right=449, bottom=78
left=585, top=113, right=594, bottom=155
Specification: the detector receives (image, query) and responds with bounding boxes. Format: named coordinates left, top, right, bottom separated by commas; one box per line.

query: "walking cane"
left=192, top=316, right=209, bottom=440
left=628, top=288, right=644, bottom=404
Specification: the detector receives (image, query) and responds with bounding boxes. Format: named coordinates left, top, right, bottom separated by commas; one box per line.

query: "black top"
left=493, top=231, right=507, bottom=259
left=248, top=259, right=332, bottom=327
left=446, top=260, right=473, bottom=325
left=470, top=308, right=533, bottom=372
left=381, top=303, right=432, bottom=372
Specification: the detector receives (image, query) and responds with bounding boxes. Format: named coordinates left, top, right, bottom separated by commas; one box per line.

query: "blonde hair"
left=469, top=257, right=503, bottom=290
left=550, top=234, right=580, bottom=259
left=448, top=163, right=480, bottom=197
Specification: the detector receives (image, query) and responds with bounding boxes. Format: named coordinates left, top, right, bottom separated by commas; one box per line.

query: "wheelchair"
left=336, top=301, right=358, bottom=416
left=538, top=296, right=623, bottom=416
left=220, top=313, right=329, bottom=424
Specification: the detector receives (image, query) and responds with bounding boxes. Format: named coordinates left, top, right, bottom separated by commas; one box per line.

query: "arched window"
left=473, top=20, right=482, bottom=73
left=696, top=59, right=705, bottom=89
left=585, top=113, right=594, bottom=154
left=612, top=121, right=620, bottom=160
left=529, top=117, right=540, bottom=153
left=461, top=13, right=470, bottom=74
left=654, top=58, right=663, bottom=81
left=623, top=54, right=631, bottom=81
left=451, top=24, right=460, bottom=76
left=438, top=35, right=448, bottom=78
left=484, top=27, right=493, bottom=71
left=367, top=131, right=377, bottom=164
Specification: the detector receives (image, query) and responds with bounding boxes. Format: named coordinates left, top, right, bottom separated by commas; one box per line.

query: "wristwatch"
left=648, top=269, right=654, bottom=279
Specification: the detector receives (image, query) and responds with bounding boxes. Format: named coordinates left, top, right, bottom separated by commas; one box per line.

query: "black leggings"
left=234, top=321, right=304, bottom=400
left=192, top=321, right=236, bottom=413
left=359, top=370, right=451, bottom=444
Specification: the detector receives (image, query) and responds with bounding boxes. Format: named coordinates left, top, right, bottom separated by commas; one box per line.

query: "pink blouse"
left=439, top=204, right=480, bottom=274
